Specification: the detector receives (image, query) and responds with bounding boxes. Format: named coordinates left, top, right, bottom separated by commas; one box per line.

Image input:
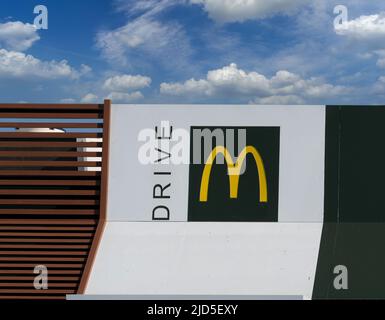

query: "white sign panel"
left=87, top=105, right=326, bottom=297
left=107, top=105, right=326, bottom=223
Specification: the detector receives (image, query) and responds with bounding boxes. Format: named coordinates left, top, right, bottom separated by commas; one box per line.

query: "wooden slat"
left=0, top=289, right=75, bottom=294
left=0, top=190, right=99, bottom=196
left=0, top=209, right=97, bottom=215
left=0, top=283, right=78, bottom=288
left=0, top=141, right=101, bottom=147
left=0, top=133, right=102, bottom=139
left=0, top=180, right=99, bottom=186
left=0, top=113, right=102, bottom=119
left=0, top=122, right=103, bottom=128
left=0, top=263, right=83, bottom=268
left=0, top=251, right=88, bottom=256
left=0, top=244, right=89, bottom=249
left=0, top=220, right=97, bottom=225
left=0, top=276, right=80, bottom=281
left=0, top=257, right=86, bottom=262
left=0, top=161, right=101, bottom=167
left=0, top=104, right=102, bottom=110
left=0, top=151, right=102, bottom=157
left=0, top=239, right=91, bottom=244
left=0, top=232, right=92, bottom=237
left=0, top=269, right=82, bottom=274
left=0, top=226, right=95, bottom=231
left=0, top=199, right=98, bottom=205
left=0, top=171, right=101, bottom=177
left=0, top=296, right=65, bottom=300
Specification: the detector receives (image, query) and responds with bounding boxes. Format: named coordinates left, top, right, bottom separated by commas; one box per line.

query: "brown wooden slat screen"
left=0, top=100, right=110, bottom=300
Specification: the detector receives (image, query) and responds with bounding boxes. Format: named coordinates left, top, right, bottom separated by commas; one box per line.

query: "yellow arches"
left=199, top=146, right=268, bottom=203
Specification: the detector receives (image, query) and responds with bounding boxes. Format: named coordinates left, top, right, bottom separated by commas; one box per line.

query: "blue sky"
left=0, top=0, right=385, bottom=104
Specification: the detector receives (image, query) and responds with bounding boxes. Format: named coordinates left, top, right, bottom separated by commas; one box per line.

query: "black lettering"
left=152, top=206, right=170, bottom=220
left=153, top=184, right=171, bottom=199
left=155, top=147, right=171, bottom=163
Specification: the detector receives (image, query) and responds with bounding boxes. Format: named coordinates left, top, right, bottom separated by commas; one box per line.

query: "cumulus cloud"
left=103, top=74, right=151, bottom=91
left=335, top=12, right=385, bottom=69
left=78, top=73, right=150, bottom=104
left=253, top=95, right=305, bottom=105
left=161, top=63, right=270, bottom=96
left=101, top=74, right=150, bottom=102
left=80, top=90, right=145, bottom=104
left=60, top=98, right=76, bottom=103
left=79, top=64, right=92, bottom=76
left=0, top=21, right=40, bottom=51
left=160, top=63, right=349, bottom=103
left=377, top=58, right=385, bottom=68
left=373, top=76, right=385, bottom=94
left=335, top=13, right=385, bottom=42
left=161, top=78, right=213, bottom=96
left=374, top=50, right=385, bottom=68
left=378, top=76, right=385, bottom=83
left=190, top=0, right=308, bottom=23
left=0, top=21, right=90, bottom=80
left=0, top=49, right=85, bottom=79
left=81, top=93, right=99, bottom=103
left=107, top=91, right=144, bottom=102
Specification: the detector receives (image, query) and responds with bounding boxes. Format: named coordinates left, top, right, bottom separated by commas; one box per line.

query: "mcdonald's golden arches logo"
left=199, top=146, right=268, bottom=204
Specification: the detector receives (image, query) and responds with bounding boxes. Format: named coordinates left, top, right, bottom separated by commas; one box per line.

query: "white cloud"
left=161, top=63, right=270, bottom=96
left=107, top=91, right=144, bottom=102
left=375, top=50, right=385, bottom=68
left=357, top=52, right=373, bottom=60
left=335, top=12, right=385, bottom=70
left=0, top=49, right=83, bottom=79
left=377, top=58, right=385, bottom=68
left=374, top=76, right=385, bottom=94
left=103, top=74, right=151, bottom=91
left=115, top=0, right=178, bottom=16
left=97, top=18, right=190, bottom=66
left=161, top=78, right=213, bottom=96
left=253, top=95, right=305, bottom=105
left=96, top=1, right=191, bottom=68
left=81, top=93, right=99, bottom=103
left=60, top=98, right=76, bottom=103
left=0, top=21, right=40, bottom=51
left=160, top=63, right=349, bottom=103
left=0, top=21, right=91, bottom=83
left=335, top=13, right=385, bottom=42
left=190, top=0, right=308, bottom=23
left=206, top=63, right=270, bottom=94
left=79, top=64, right=92, bottom=76
left=78, top=74, right=150, bottom=104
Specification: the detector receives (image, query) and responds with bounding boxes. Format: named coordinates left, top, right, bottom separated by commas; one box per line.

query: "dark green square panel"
left=187, top=126, right=280, bottom=222
left=339, top=107, right=385, bottom=222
